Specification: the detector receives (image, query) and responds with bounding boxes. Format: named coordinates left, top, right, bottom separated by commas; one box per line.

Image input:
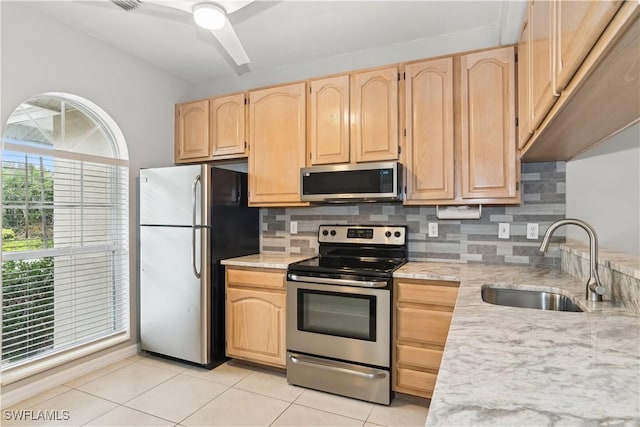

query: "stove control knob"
left=394, top=231, right=402, bottom=238
left=330, top=230, right=337, bottom=236
left=385, top=231, right=392, bottom=238
left=322, top=230, right=329, bottom=236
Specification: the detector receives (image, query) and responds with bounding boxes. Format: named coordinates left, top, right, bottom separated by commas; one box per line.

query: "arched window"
left=1, top=93, right=129, bottom=379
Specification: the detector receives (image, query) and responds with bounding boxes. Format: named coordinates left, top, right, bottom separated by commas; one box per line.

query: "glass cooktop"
left=288, top=254, right=406, bottom=278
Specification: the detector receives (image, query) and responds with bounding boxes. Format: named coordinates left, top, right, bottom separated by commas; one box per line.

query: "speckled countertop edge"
left=560, top=240, right=640, bottom=279
left=220, top=253, right=311, bottom=270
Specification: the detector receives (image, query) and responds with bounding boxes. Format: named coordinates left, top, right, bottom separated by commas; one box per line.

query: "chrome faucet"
left=539, top=218, right=606, bottom=302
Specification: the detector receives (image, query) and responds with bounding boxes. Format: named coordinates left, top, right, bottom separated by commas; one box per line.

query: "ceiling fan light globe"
left=193, top=3, right=226, bottom=30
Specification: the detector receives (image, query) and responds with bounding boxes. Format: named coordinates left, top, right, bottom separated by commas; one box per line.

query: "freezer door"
left=140, top=226, right=210, bottom=364
left=140, top=165, right=210, bottom=226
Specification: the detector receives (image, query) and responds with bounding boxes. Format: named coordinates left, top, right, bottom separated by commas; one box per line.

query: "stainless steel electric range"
left=286, top=224, right=408, bottom=405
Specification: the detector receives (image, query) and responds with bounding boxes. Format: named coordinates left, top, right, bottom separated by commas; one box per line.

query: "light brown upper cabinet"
left=211, top=92, right=247, bottom=159
left=517, top=19, right=533, bottom=149
left=554, top=0, right=622, bottom=93
left=248, top=82, right=308, bottom=207
left=520, top=0, right=631, bottom=160
left=351, top=66, right=400, bottom=163
left=175, top=99, right=210, bottom=163
left=404, top=58, right=455, bottom=202
left=308, top=75, right=350, bottom=165
left=175, top=94, right=248, bottom=164
left=524, top=0, right=621, bottom=137
left=529, top=0, right=558, bottom=133
left=460, top=46, right=518, bottom=201
left=404, top=47, right=519, bottom=205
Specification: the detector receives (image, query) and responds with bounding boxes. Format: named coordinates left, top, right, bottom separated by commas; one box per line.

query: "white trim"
left=1, top=332, right=130, bottom=386
left=38, top=92, right=129, bottom=161
left=2, top=141, right=129, bottom=167
left=0, top=342, right=138, bottom=409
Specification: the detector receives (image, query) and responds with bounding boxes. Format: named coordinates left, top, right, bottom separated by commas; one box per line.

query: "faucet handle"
left=589, top=282, right=606, bottom=296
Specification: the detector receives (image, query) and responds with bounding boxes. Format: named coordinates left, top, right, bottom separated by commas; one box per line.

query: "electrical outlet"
left=290, top=221, right=297, bottom=234
left=498, top=223, right=510, bottom=239
left=527, top=223, right=539, bottom=239
left=428, top=222, right=438, bottom=238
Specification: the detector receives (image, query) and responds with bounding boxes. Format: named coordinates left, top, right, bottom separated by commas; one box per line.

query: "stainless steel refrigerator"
left=139, top=164, right=258, bottom=367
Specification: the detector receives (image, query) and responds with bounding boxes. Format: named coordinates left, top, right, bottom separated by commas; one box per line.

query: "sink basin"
left=481, top=285, right=583, bottom=312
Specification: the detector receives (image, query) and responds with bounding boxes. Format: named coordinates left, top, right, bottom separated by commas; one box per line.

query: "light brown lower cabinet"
left=225, top=267, right=286, bottom=368
left=393, top=279, right=459, bottom=398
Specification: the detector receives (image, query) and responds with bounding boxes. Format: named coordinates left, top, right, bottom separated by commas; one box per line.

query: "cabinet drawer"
left=226, top=267, right=286, bottom=290
left=396, top=344, right=443, bottom=371
left=396, top=307, right=452, bottom=346
left=395, top=367, right=437, bottom=398
left=396, top=280, right=459, bottom=308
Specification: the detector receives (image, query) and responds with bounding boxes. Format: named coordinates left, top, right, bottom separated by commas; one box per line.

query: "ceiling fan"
left=112, top=0, right=254, bottom=66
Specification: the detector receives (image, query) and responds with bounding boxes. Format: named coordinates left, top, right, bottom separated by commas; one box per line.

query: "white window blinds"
left=1, top=95, right=129, bottom=372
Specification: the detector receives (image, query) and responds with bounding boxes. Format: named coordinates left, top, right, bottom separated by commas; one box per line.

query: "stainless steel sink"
left=481, top=285, right=583, bottom=312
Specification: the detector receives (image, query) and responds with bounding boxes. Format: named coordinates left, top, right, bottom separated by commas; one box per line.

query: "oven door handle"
left=288, top=353, right=387, bottom=380
left=287, top=274, right=388, bottom=288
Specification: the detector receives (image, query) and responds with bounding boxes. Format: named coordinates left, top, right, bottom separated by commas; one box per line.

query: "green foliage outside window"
left=2, top=161, right=55, bottom=363
left=1, top=258, right=54, bottom=362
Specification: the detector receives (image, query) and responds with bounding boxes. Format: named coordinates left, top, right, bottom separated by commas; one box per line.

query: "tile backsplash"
left=260, top=162, right=566, bottom=266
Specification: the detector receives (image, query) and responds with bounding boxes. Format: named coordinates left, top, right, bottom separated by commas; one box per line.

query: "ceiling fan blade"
left=217, top=0, right=255, bottom=15
left=211, top=24, right=250, bottom=66
left=149, top=0, right=194, bottom=14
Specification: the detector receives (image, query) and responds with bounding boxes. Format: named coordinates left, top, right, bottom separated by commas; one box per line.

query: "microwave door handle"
left=287, top=274, right=388, bottom=288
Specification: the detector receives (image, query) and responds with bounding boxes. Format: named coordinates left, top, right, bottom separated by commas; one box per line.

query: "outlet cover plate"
left=290, top=221, right=297, bottom=234
left=428, top=222, right=438, bottom=238
left=527, top=223, right=539, bottom=239
left=498, top=223, right=510, bottom=239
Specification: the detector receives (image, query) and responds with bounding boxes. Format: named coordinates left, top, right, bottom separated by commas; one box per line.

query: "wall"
left=1, top=2, right=193, bottom=392
left=194, top=25, right=506, bottom=98
left=261, top=162, right=566, bottom=266
left=566, top=123, right=640, bottom=255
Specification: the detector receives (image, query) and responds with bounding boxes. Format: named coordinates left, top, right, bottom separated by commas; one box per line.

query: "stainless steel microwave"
left=300, top=162, right=403, bottom=202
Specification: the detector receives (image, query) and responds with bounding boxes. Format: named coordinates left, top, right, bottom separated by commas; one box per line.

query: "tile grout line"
left=63, top=358, right=138, bottom=389
left=174, top=384, right=234, bottom=426
left=291, top=400, right=375, bottom=424
left=267, top=399, right=296, bottom=427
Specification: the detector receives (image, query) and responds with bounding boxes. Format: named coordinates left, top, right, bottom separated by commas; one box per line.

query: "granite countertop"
left=396, top=262, right=640, bottom=426
left=221, top=253, right=311, bottom=270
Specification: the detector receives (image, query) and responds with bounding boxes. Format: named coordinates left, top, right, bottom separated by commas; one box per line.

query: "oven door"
left=286, top=276, right=390, bottom=367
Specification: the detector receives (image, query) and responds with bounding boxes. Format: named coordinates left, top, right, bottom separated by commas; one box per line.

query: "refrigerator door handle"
left=192, top=174, right=201, bottom=279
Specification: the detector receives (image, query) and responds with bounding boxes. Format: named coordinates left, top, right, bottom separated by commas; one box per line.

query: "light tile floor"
left=4, top=354, right=429, bottom=427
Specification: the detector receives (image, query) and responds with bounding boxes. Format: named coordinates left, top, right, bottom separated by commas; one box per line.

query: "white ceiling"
left=22, top=0, right=526, bottom=85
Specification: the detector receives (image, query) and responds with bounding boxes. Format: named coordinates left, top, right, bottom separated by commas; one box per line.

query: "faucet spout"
left=539, top=219, right=605, bottom=302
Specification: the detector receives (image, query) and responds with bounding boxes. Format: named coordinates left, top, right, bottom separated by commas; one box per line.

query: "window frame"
left=1, top=93, right=130, bottom=385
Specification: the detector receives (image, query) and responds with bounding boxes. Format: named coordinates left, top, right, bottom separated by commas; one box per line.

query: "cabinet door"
left=308, top=75, right=350, bottom=165
left=351, top=67, right=399, bottom=162
left=529, top=0, right=558, bottom=131
left=518, top=19, right=534, bottom=149
left=459, top=47, right=518, bottom=200
left=248, top=83, right=307, bottom=206
left=405, top=58, right=454, bottom=201
left=175, top=99, right=210, bottom=162
left=555, top=0, right=622, bottom=92
left=211, top=93, right=247, bottom=158
left=226, top=287, right=286, bottom=367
